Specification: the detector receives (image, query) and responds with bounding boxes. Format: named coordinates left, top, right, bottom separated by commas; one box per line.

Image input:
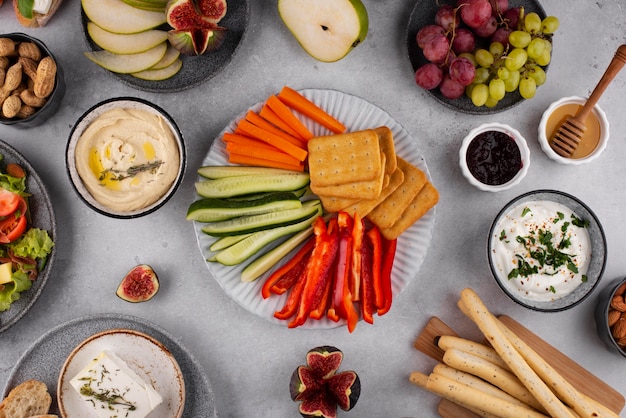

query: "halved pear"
left=84, top=42, right=168, bottom=73
left=132, top=58, right=182, bottom=80
left=82, top=0, right=167, bottom=34
left=278, top=0, right=369, bottom=63
left=121, top=0, right=168, bottom=12
left=151, top=44, right=181, bottom=70
left=87, top=22, right=168, bottom=54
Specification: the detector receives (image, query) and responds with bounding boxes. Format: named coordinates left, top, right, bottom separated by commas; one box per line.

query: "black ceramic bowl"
left=0, top=33, right=65, bottom=128
left=594, top=277, right=626, bottom=357
left=488, top=190, right=607, bottom=311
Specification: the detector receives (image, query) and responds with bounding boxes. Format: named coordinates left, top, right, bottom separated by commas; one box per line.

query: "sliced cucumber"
left=210, top=233, right=253, bottom=252
left=195, top=173, right=310, bottom=198
left=213, top=202, right=323, bottom=266
left=198, top=165, right=299, bottom=179
left=187, top=191, right=302, bottom=222
left=201, top=199, right=321, bottom=237
left=240, top=226, right=314, bottom=282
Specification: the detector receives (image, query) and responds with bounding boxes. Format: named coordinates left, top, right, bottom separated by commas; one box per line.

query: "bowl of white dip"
left=66, top=97, right=186, bottom=218
left=488, top=190, right=607, bottom=311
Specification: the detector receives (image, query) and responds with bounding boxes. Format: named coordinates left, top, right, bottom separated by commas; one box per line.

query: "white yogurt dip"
left=490, top=200, right=591, bottom=302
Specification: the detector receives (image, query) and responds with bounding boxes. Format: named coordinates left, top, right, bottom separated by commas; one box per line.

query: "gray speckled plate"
left=1, top=314, right=217, bottom=418
left=406, top=0, right=547, bottom=114
left=81, top=0, right=250, bottom=93
left=0, top=140, right=56, bottom=334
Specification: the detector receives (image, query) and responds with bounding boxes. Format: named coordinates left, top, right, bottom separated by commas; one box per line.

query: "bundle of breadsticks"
left=409, top=288, right=619, bottom=418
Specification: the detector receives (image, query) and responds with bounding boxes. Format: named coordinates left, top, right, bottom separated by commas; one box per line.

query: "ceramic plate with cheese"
left=57, top=328, right=185, bottom=418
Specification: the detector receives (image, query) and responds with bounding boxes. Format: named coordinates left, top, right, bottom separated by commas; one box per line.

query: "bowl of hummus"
left=488, top=190, right=607, bottom=312
left=66, top=97, right=185, bottom=218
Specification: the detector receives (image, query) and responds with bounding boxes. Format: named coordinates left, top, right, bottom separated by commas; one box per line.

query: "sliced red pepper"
left=360, top=231, right=377, bottom=324
left=377, top=237, right=397, bottom=316
left=288, top=217, right=339, bottom=328
left=269, top=253, right=310, bottom=296
left=261, top=238, right=315, bottom=299
left=366, top=226, right=384, bottom=310
left=308, top=218, right=338, bottom=320
left=274, top=272, right=307, bottom=320
left=350, top=212, right=365, bottom=302
left=327, top=212, right=353, bottom=322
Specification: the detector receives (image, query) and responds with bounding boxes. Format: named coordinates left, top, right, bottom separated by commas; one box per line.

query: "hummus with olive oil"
left=75, top=107, right=180, bottom=212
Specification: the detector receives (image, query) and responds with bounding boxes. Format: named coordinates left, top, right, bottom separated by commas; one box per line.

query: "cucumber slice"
left=210, top=233, right=253, bottom=252
left=187, top=191, right=302, bottom=222
left=213, top=202, right=323, bottom=266
left=198, top=165, right=299, bottom=179
left=240, top=226, right=314, bottom=282
left=201, top=199, right=321, bottom=237
left=195, top=173, right=310, bottom=198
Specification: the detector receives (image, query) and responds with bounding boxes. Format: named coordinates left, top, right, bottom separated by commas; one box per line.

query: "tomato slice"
left=0, top=214, right=27, bottom=243
left=0, top=189, right=21, bottom=217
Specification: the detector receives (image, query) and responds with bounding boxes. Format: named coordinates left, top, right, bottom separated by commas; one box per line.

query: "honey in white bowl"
left=546, top=103, right=602, bottom=159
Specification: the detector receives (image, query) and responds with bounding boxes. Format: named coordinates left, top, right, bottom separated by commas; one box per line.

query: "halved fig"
left=166, top=0, right=214, bottom=30
left=328, top=370, right=360, bottom=411
left=116, top=264, right=159, bottom=303
left=305, top=346, right=344, bottom=379
left=197, top=0, right=227, bottom=23
left=168, top=26, right=226, bottom=55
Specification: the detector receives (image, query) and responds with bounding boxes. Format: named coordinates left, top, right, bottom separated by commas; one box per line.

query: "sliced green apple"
left=151, top=44, right=181, bottom=70
left=132, top=58, right=182, bottom=80
left=87, top=22, right=168, bottom=54
left=278, top=0, right=369, bottom=62
left=84, top=42, right=168, bottom=73
left=82, top=0, right=167, bottom=34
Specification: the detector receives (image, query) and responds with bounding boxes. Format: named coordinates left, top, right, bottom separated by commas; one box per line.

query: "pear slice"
left=278, top=0, right=369, bottom=62
left=82, top=0, right=167, bottom=34
left=87, top=22, right=168, bottom=54
left=84, top=42, right=168, bottom=74
left=132, top=58, right=182, bottom=80
left=151, top=44, right=181, bottom=70
left=121, top=0, right=168, bottom=12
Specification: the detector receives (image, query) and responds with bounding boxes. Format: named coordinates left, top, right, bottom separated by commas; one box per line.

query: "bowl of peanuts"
left=595, top=277, right=626, bottom=357
left=0, top=33, right=65, bottom=128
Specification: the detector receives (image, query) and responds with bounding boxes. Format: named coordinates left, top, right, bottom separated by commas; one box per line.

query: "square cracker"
left=307, top=129, right=383, bottom=187
left=340, top=166, right=405, bottom=219
left=366, top=157, right=427, bottom=230
left=374, top=126, right=397, bottom=175
left=380, top=181, right=439, bottom=240
left=311, top=153, right=387, bottom=200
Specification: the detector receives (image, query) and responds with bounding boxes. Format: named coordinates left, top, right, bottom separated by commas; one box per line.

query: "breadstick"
left=437, top=335, right=510, bottom=371
left=459, top=288, right=577, bottom=418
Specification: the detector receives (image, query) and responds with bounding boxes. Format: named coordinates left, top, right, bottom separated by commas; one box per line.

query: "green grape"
left=524, top=12, right=542, bottom=33
left=509, top=31, right=531, bottom=48
left=475, top=49, right=494, bottom=68
left=519, top=76, right=537, bottom=99
left=504, top=48, right=528, bottom=71
left=504, top=70, right=521, bottom=92
left=535, top=48, right=551, bottom=66
left=542, top=39, right=552, bottom=53
left=541, top=16, right=560, bottom=34
left=489, top=78, right=506, bottom=101
left=489, top=42, right=505, bottom=57
left=465, top=84, right=475, bottom=99
left=470, top=83, right=489, bottom=107
left=485, top=95, right=499, bottom=108
left=526, top=38, right=545, bottom=60
left=527, top=65, right=546, bottom=86
left=497, top=66, right=510, bottom=80
left=459, top=52, right=478, bottom=67
left=473, top=67, right=491, bottom=84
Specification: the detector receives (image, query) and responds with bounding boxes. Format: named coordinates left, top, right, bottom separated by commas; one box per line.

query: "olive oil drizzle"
left=99, top=160, right=163, bottom=182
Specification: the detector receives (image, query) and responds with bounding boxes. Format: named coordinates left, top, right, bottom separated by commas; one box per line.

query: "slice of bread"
left=0, top=380, right=52, bottom=418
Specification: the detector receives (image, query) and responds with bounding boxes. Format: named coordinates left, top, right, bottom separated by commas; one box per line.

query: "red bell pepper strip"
left=288, top=217, right=339, bottom=328
left=350, top=212, right=364, bottom=302
left=274, top=271, right=307, bottom=320
left=359, top=232, right=377, bottom=324
left=377, top=237, right=397, bottom=316
left=327, top=212, right=353, bottom=322
left=261, top=238, right=315, bottom=299
left=366, top=226, right=384, bottom=310
left=308, top=218, right=338, bottom=320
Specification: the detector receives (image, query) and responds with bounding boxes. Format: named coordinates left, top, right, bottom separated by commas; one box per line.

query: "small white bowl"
left=538, top=96, right=609, bottom=165
left=459, top=123, right=530, bottom=192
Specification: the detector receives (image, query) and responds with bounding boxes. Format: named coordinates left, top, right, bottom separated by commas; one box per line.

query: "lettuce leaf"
left=9, top=228, right=54, bottom=260
left=0, top=271, right=32, bottom=311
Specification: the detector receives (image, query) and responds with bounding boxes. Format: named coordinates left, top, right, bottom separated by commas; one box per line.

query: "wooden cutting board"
left=413, top=316, right=625, bottom=417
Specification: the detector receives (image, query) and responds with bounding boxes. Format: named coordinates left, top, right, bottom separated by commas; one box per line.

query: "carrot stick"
left=226, top=141, right=303, bottom=167
left=228, top=152, right=305, bottom=172
left=265, top=95, right=313, bottom=141
left=259, top=104, right=304, bottom=139
left=236, top=119, right=308, bottom=162
left=244, top=110, right=306, bottom=148
left=278, top=86, right=346, bottom=134
left=223, top=132, right=279, bottom=150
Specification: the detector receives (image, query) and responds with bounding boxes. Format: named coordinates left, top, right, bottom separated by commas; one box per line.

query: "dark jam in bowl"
left=466, top=130, right=522, bottom=186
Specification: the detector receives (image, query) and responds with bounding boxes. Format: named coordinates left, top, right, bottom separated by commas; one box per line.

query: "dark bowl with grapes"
left=406, top=0, right=552, bottom=114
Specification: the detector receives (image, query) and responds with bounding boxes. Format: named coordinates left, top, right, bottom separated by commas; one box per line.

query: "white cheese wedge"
left=69, top=350, right=163, bottom=418
left=32, top=0, right=53, bottom=14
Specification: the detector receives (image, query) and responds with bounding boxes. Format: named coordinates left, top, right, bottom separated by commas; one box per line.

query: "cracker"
left=311, top=153, right=386, bottom=200
left=366, top=157, right=427, bottom=229
left=380, top=181, right=439, bottom=240
left=307, top=129, right=382, bottom=187
left=341, top=166, right=405, bottom=218
left=374, top=126, right=397, bottom=175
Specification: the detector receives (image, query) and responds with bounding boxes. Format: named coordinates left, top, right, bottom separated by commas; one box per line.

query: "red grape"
left=416, top=25, right=445, bottom=49
left=422, top=33, right=450, bottom=63
left=460, top=0, right=492, bottom=29
left=503, top=7, right=521, bottom=30
left=451, top=28, right=476, bottom=54
left=435, top=5, right=459, bottom=31
left=415, top=63, right=443, bottom=90
left=448, top=57, right=476, bottom=86
left=439, top=74, right=465, bottom=99
left=491, top=27, right=511, bottom=47
left=489, top=0, right=508, bottom=16
left=473, top=15, right=498, bottom=38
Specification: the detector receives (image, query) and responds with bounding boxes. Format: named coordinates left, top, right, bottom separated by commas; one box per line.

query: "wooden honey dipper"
left=549, top=44, right=626, bottom=158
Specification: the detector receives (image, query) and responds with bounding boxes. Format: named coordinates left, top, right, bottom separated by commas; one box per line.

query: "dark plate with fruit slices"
left=0, top=139, right=56, bottom=334
left=80, top=0, right=249, bottom=93
left=406, top=0, right=547, bottom=114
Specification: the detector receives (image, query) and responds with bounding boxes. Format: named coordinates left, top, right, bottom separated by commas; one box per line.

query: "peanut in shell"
left=33, top=56, right=56, bottom=99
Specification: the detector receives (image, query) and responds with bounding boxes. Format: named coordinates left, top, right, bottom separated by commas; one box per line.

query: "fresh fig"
left=290, top=346, right=360, bottom=418
left=166, top=0, right=217, bottom=30
left=196, top=0, right=227, bottom=24
left=167, top=27, right=226, bottom=55
left=116, top=264, right=159, bottom=303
